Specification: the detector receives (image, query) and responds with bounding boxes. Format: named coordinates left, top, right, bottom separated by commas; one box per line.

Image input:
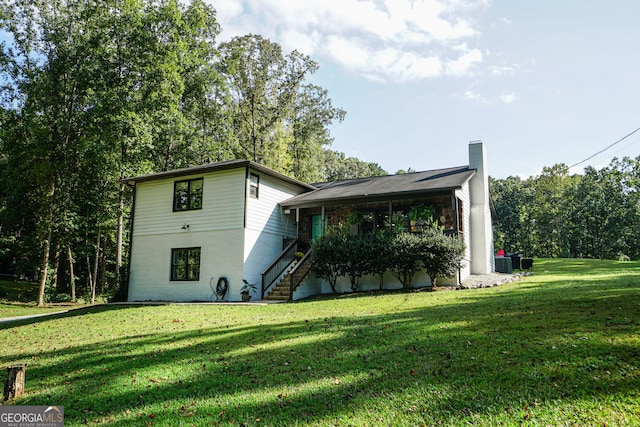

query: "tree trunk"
left=91, top=229, right=100, bottom=303
left=51, top=239, right=61, bottom=290
left=86, top=255, right=93, bottom=301
left=37, top=182, right=56, bottom=307
left=67, top=246, right=76, bottom=302
left=99, top=234, right=107, bottom=294
left=37, top=225, right=52, bottom=307
left=3, top=365, right=27, bottom=401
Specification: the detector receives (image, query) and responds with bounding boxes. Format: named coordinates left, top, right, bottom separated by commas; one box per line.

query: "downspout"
left=243, top=167, right=249, bottom=229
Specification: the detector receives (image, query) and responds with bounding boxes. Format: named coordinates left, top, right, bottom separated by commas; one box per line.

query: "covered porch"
left=261, top=167, right=477, bottom=300
left=289, top=193, right=465, bottom=244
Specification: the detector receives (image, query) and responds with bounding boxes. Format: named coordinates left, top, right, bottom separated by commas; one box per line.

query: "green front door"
left=311, top=215, right=324, bottom=241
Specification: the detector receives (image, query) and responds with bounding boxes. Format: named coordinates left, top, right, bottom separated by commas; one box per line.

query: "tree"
left=568, top=162, right=630, bottom=259
left=490, top=176, right=537, bottom=255
left=219, top=35, right=349, bottom=182
left=289, top=84, right=345, bottom=182
left=220, top=34, right=317, bottom=166
left=0, top=0, right=379, bottom=304
left=323, top=150, right=387, bottom=181
left=0, top=0, right=225, bottom=305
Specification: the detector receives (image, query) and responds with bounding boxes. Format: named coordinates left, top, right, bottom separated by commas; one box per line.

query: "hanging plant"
left=347, top=211, right=364, bottom=226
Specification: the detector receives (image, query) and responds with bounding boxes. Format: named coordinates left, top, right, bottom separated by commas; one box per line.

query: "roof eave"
left=122, top=160, right=316, bottom=191
left=281, top=186, right=465, bottom=210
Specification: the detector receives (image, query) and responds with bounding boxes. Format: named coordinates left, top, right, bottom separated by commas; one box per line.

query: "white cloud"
left=500, top=91, right=518, bottom=104
left=446, top=47, right=483, bottom=76
left=463, top=90, right=489, bottom=104
left=488, top=65, right=515, bottom=76
left=210, top=0, right=490, bottom=83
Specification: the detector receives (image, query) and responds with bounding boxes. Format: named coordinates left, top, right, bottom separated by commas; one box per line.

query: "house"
left=124, top=142, right=494, bottom=302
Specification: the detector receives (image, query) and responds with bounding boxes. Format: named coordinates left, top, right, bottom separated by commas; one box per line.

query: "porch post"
left=451, top=193, right=458, bottom=233
left=388, top=201, right=393, bottom=232
left=321, top=205, right=325, bottom=236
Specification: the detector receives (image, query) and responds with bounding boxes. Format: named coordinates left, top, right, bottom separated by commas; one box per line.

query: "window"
left=353, top=210, right=392, bottom=235
left=249, top=173, right=259, bottom=198
left=174, top=178, right=203, bottom=211
left=171, top=247, right=201, bottom=281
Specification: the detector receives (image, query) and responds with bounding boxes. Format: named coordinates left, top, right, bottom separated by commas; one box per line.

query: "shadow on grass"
left=0, top=304, right=153, bottom=329
left=1, top=267, right=639, bottom=425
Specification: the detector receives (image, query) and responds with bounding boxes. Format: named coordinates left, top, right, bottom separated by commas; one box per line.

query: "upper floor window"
left=174, top=178, right=203, bottom=211
left=249, top=173, right=260, bottom=198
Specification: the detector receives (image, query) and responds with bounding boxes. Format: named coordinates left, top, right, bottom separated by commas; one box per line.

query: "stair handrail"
left=261, top=238, right=301, bottom=297
left=288, top=250, right=314, bottom=300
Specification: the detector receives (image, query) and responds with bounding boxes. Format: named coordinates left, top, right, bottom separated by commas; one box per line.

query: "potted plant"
left=240, top=280, right=257, bottom=301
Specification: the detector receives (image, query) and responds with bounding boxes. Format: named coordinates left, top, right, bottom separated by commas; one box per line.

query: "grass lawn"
left=0, top=258, right=638, bottom=426
left=0, top=280, right=90, bottom=318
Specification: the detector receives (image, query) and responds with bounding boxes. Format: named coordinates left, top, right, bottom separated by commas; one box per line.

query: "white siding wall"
left=132, top=168, right=245, bottom=237
left=245, top=170, right=299, bottom=237
left=129, top=168, right=247, bottom=301
left=243, top=170, right=301, bottom=294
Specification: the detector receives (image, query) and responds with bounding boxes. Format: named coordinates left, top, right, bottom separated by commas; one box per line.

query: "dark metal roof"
left=122, top=159, right=316, bottom=191
left=282, top=165, right=476, bottom=208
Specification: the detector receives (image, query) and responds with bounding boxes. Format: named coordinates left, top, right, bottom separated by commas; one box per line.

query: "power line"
left=569, top=127, right=640, bottom=168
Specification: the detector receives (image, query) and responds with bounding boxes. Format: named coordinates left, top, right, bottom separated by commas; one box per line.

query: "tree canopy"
left=491, top=157, right=640, bottom=260
left=0, top=0, right=384, bottom=304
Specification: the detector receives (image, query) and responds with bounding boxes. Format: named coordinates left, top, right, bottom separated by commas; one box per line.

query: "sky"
left=210, top=0, right=640, bottom=179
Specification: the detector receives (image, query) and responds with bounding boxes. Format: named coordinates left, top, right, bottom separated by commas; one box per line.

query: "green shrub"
left=387, top=232, right=424, bottom=289
left=418, top=228, right=465, bottom=286
left=44, top=288, right=73, bottom=303
left=311, top=232, right=345, bottom=293
left=312, top=223, right=465, bottom=292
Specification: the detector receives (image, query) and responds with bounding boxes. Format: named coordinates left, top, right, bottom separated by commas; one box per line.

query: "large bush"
left=386, top=232, right=424, bottom=289
left=312, top=223, right=465, bottom=292
left=418, top=228, right=465, bottom=286
left=310, top=232, right=345, bottom=294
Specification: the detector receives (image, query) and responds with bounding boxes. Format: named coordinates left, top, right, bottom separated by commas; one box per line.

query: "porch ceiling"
left=281, top=166, right=475, bottom=209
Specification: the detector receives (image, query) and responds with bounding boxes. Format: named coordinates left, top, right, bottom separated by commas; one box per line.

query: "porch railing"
left=287, top=250, right=314, bottom=300
left=261, top=238, right=308, bottom=298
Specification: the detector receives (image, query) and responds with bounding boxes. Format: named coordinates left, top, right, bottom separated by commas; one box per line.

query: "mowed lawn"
left=0, top=259, right=638, bottom=426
